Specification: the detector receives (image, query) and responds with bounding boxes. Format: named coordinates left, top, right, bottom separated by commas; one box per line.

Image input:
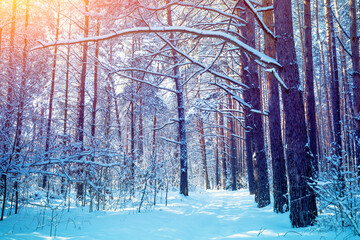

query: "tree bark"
left=324, top=0, right=343, bottom=187
left=349, top=0, right=360, bottom=172
left=76, top=0, right=90, bottom=200
left=1, top=0, right=17, bottom=221
left=227, top=90, right=237, bottom=191
left=91, top=19, right=100, bottom=152
left=274, top=0, right=317, bottom=227
left=315, top=0, right=332, bottom=165
left=198, top=109, right=210, bottom=190
left=219, top=104, right=227, bottom=190
left=263, top=0, right=288, bottom=213
left=167, top=2, right=188, bottom=196
left=241, top=3, right=270, bottom=207
left=304, top=0, right=318, bottom=174
left=43, top=2, right=60, bottom=190
left=214, top=111, right=220, bottom=188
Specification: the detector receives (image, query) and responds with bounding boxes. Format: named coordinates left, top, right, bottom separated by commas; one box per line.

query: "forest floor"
left=0, top=189, right=355, bottom=239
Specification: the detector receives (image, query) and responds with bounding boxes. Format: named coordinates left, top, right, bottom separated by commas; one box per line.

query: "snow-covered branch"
left=210, top=82, right=251, bottom=108
left=265, top=68, right=288, bottom=90
left=32, top=26, right=281, bottom=67
left=244, top=0, right=276, bottom=39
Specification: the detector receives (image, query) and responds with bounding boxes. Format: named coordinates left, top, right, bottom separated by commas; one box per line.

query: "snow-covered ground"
left=0, top=190, right=355, bottom=239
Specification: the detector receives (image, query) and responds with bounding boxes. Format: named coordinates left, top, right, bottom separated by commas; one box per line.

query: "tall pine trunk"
left=198, top=109, right=210, bottom=190
left=274, top=0, right=317, bottom=227
left=349, top=0, right=360, bottom=171
left=227, top=90, right=237, bottom=191
left=324, top=0, right=343, bottom=186
left=43, top=3, right=60, bottom=189
left=1, top=0, right=17, bottom=221
left=219, top=104, right=227, bottom=190
left=263, top=0, right=288, bottom=213
left=241, top=3, right=270, bottom=207
left=167, top=2, right=188, bottom=196
left=304, top=0, right=318, bottom=173
left=76, top=0, right=89, bottom=200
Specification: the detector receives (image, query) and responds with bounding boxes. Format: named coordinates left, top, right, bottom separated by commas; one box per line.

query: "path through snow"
left=0, top=190, right=352, bottom=239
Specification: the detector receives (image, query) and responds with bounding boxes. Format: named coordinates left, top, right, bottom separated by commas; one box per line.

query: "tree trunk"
left=304, top=0, right=318, bottom=173
left=214, top=111, right=220, bottom=188
left=349, top=0, right=360, bottom=172
left=219, top=104, right=227, bottom=190
left=138, top=100, right=144, bottom=157
left=89, top=18, right=100, bottom=212
left=167, top=2, right=188, bottom=196
left=152, top=113, right=157, bottom=205
left=91, top=19, right=100, bottom=152
left=227, top=89, right=237, bottom=191
left=324, top=0, right=343, bottom=186
left=63, top=23, right=71, bottom=139
left=1, top=0, right=17, bottom=221
left=334, top=0, right=353, bottom=173
left=0, top=175, right=6, bottom=221
left=263, top=0, right=288, bottom=213
left=76, top=0, right=89, bottom=200
left=12, top=0, right=30, bottom=215
left=274, top=0, right=317, bottom=227
left=241, top=3, right=270, bottom=207
left=43, top=3, right=60, bottom=190
left=198, top=108, right=210, bottom=190
left=315, top=0, right=332, bottom=165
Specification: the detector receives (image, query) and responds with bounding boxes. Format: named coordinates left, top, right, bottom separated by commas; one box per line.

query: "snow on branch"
left=231, top=133, right=246, bottom=140
left=256, top=5, right=273, bottom=12
left=113, top=71, right=178, bottom=93
left=265, top=68, right=288, bottom=90
left=210, top=82, right=252, bottom=108
left=111, top=67, right=176, bottom=79
left=250, top=109, right=269, bottom=116
left=161, top=137, right=181, bottom=145
left=244, top=0, right=276, bottom=39
left=154, top=119, right=178, bottom=131
left=139, top=1, right=246, bottom=24
left=32, top=26, right=281, bottom=67
left=156, top=34, right=249, bottom=88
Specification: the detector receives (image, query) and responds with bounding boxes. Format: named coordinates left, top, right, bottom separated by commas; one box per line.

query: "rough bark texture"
left=274, top=0, right=317, bottom=227
left=263, top=0, right=288, bottom=213
left=241, top=3, right=270, bottom=208
left=315, top=0, right=332, bottom=162
left=324, top=0, right=344, bottom=192
left=242, top=9, right=255, bottom=195
left=304, top=0, right=318, bottom=173
left=334, top=0, right=353, bottom=173
left=349, top=0, right=360, bottom=169
left=324, top=0, right=342, bottom=157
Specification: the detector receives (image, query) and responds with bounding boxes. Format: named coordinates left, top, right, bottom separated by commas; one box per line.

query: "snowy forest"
left=0, top=0, right=359, bottom=239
